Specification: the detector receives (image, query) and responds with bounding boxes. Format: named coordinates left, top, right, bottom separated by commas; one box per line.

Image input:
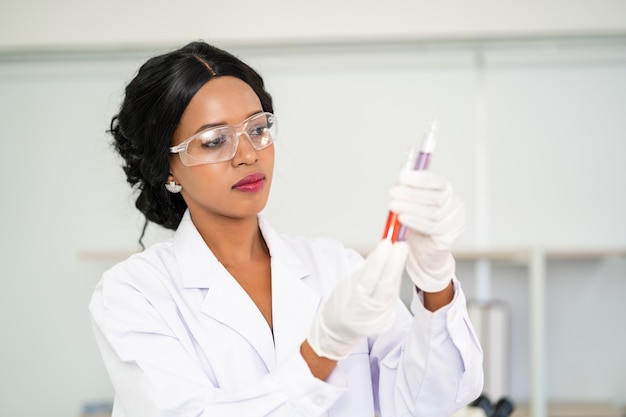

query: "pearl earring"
left=165, top=181, right=182, bottom=193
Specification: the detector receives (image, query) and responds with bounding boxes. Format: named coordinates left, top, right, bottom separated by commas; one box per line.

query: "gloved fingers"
left=406, top=232, right=454, bottom=259
left=387, top=241, right=409, bottom=273
left=368, top=241, right=408, bottom=303
left=389, top=187, right=452, bottom=211
left=355, top=240, right=408, bottom=302
left=397, top=197, right=465, bottom=239
left=355, top=239, right=394, bottom=294
left=390, top=200, right=448, bottom=234
left=389, top=174, right=456, bottom=218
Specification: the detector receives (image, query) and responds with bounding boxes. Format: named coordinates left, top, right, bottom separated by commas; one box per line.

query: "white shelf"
left=78, top=249, right=138, bottom=261
left=511, top=402, right=623, bottom=417
left=454, top=248, right=626, bottom=262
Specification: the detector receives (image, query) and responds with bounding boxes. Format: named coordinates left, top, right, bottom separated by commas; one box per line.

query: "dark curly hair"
left=109, top=41, right=274, bottom=242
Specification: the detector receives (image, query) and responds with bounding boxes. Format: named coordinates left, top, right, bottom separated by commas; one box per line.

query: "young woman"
left=90, top=41, right=483, bottom=417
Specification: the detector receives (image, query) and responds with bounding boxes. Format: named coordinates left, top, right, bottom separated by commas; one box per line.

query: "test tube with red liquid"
left=382, top=120, right=439, bottom=242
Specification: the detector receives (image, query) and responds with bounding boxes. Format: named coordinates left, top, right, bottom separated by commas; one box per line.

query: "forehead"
left=176, top=76, right=262, bottom=139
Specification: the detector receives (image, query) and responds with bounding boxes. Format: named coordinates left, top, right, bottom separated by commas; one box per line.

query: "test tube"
left=382, top=119, right=439, bottom=242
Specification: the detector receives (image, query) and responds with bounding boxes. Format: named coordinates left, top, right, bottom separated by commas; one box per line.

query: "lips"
left=232, top=172, right=266, bottom=192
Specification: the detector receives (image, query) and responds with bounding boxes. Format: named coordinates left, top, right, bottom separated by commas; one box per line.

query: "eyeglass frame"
left=169, top=112, right=277, bottom=166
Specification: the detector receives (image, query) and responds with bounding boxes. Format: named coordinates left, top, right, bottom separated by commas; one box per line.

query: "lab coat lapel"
left=200, top=269, right=276, bottom=371
left=174, top=211, right=276, bottom=371
left=271, top=256, right=321, bottom=365
left=259, top=218, right=322, bottom=365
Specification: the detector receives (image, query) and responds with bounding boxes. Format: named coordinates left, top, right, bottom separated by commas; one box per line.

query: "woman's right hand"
left=306, top=239, right=408, bottom=361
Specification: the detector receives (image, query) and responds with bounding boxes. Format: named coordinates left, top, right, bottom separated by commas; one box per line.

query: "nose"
left=231, top=131, right=258, bottom=166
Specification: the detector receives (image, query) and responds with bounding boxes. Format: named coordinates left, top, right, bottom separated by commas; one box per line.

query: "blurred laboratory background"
left=1, top=1, right=625, bottom=416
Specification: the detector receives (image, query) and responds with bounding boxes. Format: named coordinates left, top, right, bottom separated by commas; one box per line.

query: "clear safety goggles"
left=169, top=112, right=277, bottom=166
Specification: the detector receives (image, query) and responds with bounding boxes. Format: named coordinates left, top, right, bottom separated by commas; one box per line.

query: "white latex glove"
left=389, top=170, right=465, bottom=293
left=307, top=240, right=408, bottom=360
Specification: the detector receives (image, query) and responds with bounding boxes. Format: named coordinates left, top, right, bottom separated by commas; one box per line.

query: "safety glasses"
left=169, top=112, right=277, bottom=166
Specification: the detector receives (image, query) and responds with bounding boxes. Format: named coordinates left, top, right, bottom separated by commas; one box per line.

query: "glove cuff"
left=406, top=253, right=456, bottom=293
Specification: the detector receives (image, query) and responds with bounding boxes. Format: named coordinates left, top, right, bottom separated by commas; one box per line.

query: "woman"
left=90, top=41, right=483, bottom=417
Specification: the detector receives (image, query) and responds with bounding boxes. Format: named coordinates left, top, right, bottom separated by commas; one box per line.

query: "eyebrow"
left=193, top=110, right=263, bottom=135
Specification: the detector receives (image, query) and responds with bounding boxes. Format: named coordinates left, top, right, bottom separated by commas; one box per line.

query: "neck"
left=190, top=211, right=267, bottom=266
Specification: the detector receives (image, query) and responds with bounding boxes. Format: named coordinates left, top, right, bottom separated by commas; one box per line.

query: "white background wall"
left=1, top=1, right=626, bottom=416
left=3, top=0, right=626, bottom=51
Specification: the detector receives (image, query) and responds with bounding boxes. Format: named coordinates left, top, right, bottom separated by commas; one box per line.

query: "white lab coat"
left=90, top=210, right=483, bottom=417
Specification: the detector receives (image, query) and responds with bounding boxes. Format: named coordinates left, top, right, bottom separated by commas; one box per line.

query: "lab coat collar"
left=173, top=210, right=223, bottom=289
left=172, top=211, right=312, bottom=288
left=173, top=210, right=321, bottom=370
